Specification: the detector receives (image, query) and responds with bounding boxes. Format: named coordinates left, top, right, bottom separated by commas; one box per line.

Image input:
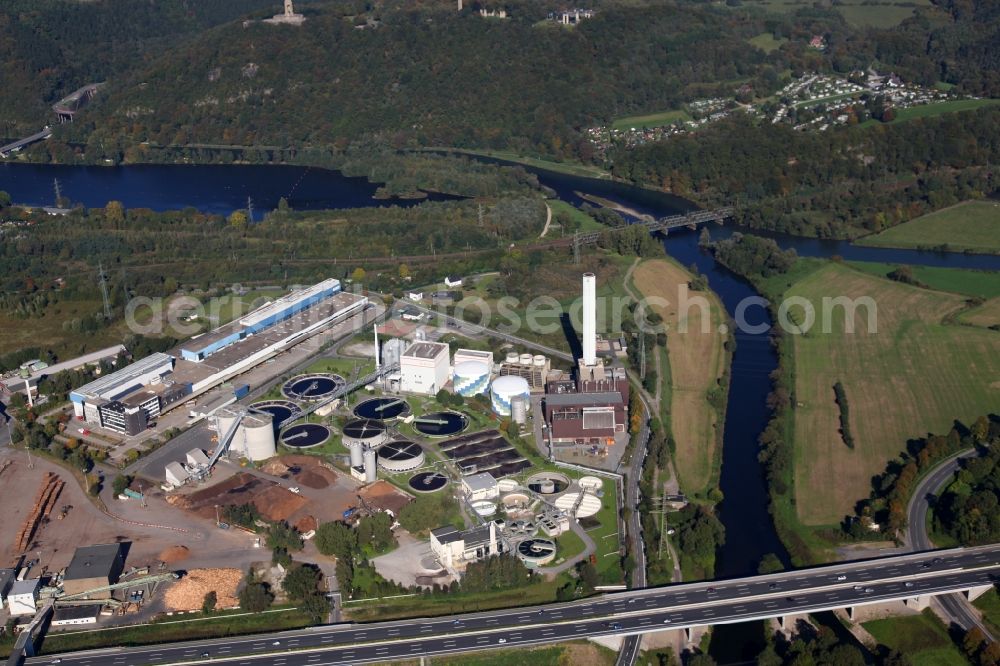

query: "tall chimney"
left=582, top=273, right=597, bottom=366
left=373, top=323, right=380, bottom=369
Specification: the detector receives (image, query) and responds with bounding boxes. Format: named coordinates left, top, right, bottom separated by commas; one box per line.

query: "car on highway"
left=933, top=558, right=943, bottom=564
left=706, top=587, right=716, bottom=593
left=768, top=583, right=779, bottom=589
left=200, top=653, right=209, bottom=658
left=611, top=622, right=622, bottom=629
left=272, top=640, right=281, bottom=646
left=864, top=587, right=875, bottom=593
left=905, top=581, right=915, bottom=588
left=662, top=618, right=672, bottom=624
left=836, top=575, right=847, bottom=581
left=853, top=585, right=864, bottom=591
left=50, top=660, right=61, bottom=665
left=498, top=638, right=507, bottom=644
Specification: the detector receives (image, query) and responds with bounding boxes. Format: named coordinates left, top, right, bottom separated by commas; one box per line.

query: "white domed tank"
left=519, top=353, right=533, bottom=366
left=241, top=412, right=276, bottom=461
left=505, top=351, right=520, bottom=364
left=533, top=354, right=546, bottom=367
left=511, top=395, right=528, bottom=425
left=491, top=375, right=531, bottom=417
left=453, top=360, right=490, bottom=397
left=363, top=447, right=377, bottom=483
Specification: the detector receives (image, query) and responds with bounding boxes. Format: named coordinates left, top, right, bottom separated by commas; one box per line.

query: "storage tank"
left=363, top=448, right=377, bottom=483
left=215, top=406, right=242, bottom=440
left=505, top=351, right=520, bottom=364
left=511, top=395, right=528, bottom=425
left=241, top=412, right=276, bottom=461
left=376, top=440, right=425, bottom=472
left=342, top=418, right=389, bottom=449
left=491, top=375, right=531, bottom=417
left=453, top=360, right=490, bottom=397
left=349, top=440, right=364, bottom=468
left=532, top=354, right=546, bottom=367
left=382, top=338, right=407, bottom=369
left=519, top=353, right=533, bottom=366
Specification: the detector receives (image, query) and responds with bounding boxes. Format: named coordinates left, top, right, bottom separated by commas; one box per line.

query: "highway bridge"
left=23, top=545, right=1000, bottom=666
left=0, top=128, right=52, bottom=158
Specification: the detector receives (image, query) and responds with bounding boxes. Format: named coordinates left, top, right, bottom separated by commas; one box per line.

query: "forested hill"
left=0, top=0, right=290, bottom=134
left=62, top=1, right=773, bottom=157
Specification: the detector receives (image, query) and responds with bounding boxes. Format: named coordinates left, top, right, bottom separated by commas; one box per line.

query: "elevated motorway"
left=0, top=128, right=52, bottom=157
left=26, top=546, right=1000, bottom=666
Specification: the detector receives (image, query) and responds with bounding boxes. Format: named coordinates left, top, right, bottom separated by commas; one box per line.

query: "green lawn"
left=855, top=200, right=1000, bottom=254
left=863, top=610, right=968, bottom=666
left=556, top=528, right=587, bottom=563
left=748, top=32, right=787, bottom=53
left=431, top=642, right=616, bottom=666
left=612, top=109, right=691, bottom=131
left=589, top=478, right=625, bottom=583
left=846, top=261, right=1000, bottom=299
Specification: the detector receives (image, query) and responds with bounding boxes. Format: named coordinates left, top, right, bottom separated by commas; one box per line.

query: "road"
left=0, top=128, right=52, bottom=157
left=904, top=447, right=994, bottom=638
left=29, top=546, right=1000, bottom=666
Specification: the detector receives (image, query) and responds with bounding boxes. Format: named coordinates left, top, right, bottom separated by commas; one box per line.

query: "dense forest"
left=613, top=106, right=1000, bottom=238
left=0, top=0, right=287, bottom=135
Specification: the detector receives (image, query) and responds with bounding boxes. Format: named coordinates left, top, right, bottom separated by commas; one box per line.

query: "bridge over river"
left=18, top=545, right=1000, bottom=666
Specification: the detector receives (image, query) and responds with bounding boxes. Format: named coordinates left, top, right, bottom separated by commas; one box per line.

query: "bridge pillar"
left=776, top=613, right=812, bottom=634
left=965, top=585, right=994, bottom=602
left=685, top=624, right=709, bottom=647
left=903, top=595, right=930, bottom=611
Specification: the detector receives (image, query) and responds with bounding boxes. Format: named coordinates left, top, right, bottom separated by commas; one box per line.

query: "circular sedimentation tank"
left=408, top=471, right=449, bottom=493
left=526, top=472, right=570, bottom=495
left=413, top=411, right=468, bottom=437
left=517, top=538, right=557, bottom=566
left=377, top=439, right=425, bottom=472
left=250, top=400, right=302, bottom=428
left=578, top=476, right=603, bottom=492
left=471, top=500, right=497, bottom=517
left=497, top=479, right=520, bottom=493
left=279, top=423, right=330, bottom=449
left=501, top=492, right=530, bottom=510
left=282, top=373, right=345, bottom=402
left=555, top=492, right=602, bottom=518
left=353, top=397, right=411, bottom=421
left=342, top=418, right=389, bottom=448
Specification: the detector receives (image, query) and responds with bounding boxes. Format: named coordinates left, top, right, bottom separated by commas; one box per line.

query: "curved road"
left=905, top=447, right=994, bottom=638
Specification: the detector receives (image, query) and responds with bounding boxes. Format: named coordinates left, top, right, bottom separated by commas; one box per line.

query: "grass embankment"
left=630, top=258, right=729, bottom=496
left=855, top=200, right=1000, bottom=253
left=546, top=199, right=607, bottom=233
left=783, top=262, right=1000, bottom=526
left=974, top=588, right=1000, bottom=636
left=36, top=607, right=312, bottom=656
left=428, top=148, right=610, bottom=180
left=612, top=109, right=692, bottom=130
left=863, top=609, right=968, bottom=666
left=419, top=641, right=617, bottom=666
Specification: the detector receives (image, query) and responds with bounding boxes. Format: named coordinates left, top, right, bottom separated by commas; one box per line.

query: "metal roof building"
left=62, top=543, right=127, bottom=597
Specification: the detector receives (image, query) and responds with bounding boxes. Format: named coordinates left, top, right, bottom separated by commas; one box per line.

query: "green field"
left=748, top=32, right=787, bottom=53
left=786, top=262, right=1000, bottom=525
left=974, top=588, right=1000, bottom=636
left=612, top=109, right=692, bottom=130
left=431, top=642, right=616, bottom=666
left=863, top=610, right=967, bottom=666
left=846, top=261, right=1000, bottom=299
left=546, top=199, right=606, bottom=233
left=859, top=98, right=1000, bottom=128
left=856, top=200, right=1000, bottom=254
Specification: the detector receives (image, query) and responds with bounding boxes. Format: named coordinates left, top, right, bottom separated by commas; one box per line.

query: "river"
left=3, top=160, right=997, bottom=662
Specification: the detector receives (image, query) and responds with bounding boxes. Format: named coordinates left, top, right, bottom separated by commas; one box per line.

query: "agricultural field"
left=612, top=109, right=692, bottom=131
left=855, top=200, right=1000, bottom=253
left=846, top=262, right=1000, bottom=300
left=748, top=32, right=787, bottom=53
left=960, top=297, right=1000, bottom=329
left=631, top=258, right=728, bottom=495
left=859, top=98, right=1000, bottom=127
left=786, top=263, right=1000, bottom=525
left=863, top=610, right=968, bottom=666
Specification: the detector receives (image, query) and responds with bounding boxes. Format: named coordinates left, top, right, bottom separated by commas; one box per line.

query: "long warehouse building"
left=71, top=279, right=367, bottom=436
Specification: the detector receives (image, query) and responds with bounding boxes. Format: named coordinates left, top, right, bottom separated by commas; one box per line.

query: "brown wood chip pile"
left=164, top=568, right=242, bottom=611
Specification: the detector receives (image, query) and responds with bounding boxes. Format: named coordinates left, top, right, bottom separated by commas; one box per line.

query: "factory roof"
left=64, top=543, right=125, bottom=582
left=462, top=472, right=497, bottom=493
left=187, top=448, right=210, bottom=466
left=10, top=579, right=40, bottom=596
left=72, top=353, right=173, bottom=400
left=431, top=525, right=463, bottom=545
left=462, top=524, right=495, bottom=548
left=165, top=461, right=190, bottom=483
left=544, top=391, right=623, bottom=407
left=240, top=278, right=340, bottom=327
left=403, top=341, right=448, bottom=359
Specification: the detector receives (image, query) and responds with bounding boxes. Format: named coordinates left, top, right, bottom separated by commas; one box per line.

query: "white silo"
left=519, top=353, right=533, bottom=366
left=241, top=412, right=276, bottom=461
left=511, top=395, right=528, bottom=425
left=215, top=406, right=242, bottom=440
left=363, top=448, right=377, bottom=483
left=532, top=354, right=546, bottom=367
left=349, top=439, right=364, bottom=468
left=505, top=351, right=520, bottom=364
